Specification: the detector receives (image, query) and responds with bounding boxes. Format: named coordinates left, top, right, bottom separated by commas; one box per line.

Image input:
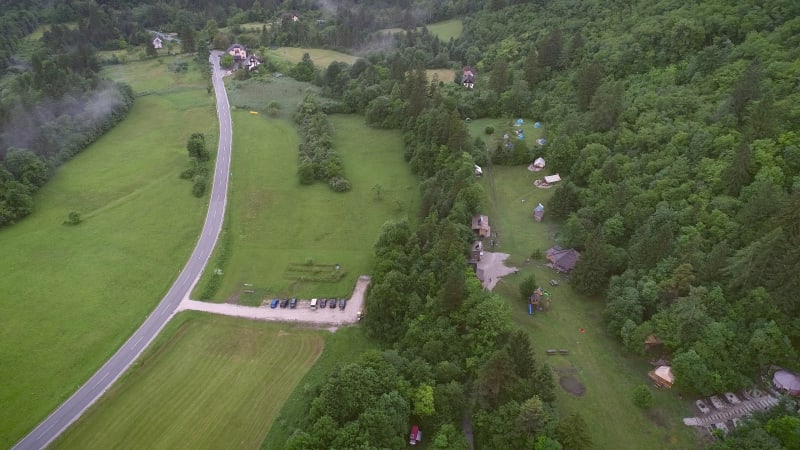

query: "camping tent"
left=649, top=366, right=674, bottom=388
left=544, top=174, right=561, bottom=184
left=533, top=157, right=546, bottom=169
left=474, top=165, right=483, bottom=176
left=773, top=370, right=800, bottom=396
left=534, top=203, right=544, bottom=221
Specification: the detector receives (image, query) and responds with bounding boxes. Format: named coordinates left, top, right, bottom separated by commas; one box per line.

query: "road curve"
left=13, top=51, right=233, bottom=450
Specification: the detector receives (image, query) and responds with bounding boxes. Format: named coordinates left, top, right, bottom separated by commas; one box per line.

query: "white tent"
left=533, top=157, right=546, bottom=169
left=474, top=165, right=483, bottom=176
left=649, top=365, right=674, bottom=387
left=544, top=174, right=561, bottom=184
left=773, top=370, right=800, bottom=396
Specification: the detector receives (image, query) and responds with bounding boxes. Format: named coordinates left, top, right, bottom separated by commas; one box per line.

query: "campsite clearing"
left=485, top=165, right=700, bottom=449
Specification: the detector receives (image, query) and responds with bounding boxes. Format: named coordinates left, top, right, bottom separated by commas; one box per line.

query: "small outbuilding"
left=462, top=66, right=475, bottom=89
left=471, top=240, right=483, bottom=262
left=471, top=215, right=491, bottom=238
left=409, top=425, right=422, bottom=445
left=533, top=203, right=544, bottom=222
left=474, top=164, right=483, bottom=176
left=152, top=36, right=163, bottom=49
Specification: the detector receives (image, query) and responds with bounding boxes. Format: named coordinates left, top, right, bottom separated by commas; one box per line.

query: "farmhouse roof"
left=546, top=246, right=580, bottom=272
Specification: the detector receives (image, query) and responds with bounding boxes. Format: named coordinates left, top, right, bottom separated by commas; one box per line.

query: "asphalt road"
left=12, top=51, right=233, bottom=450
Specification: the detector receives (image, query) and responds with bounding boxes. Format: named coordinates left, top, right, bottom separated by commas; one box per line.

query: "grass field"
left=380, top=18, right=463, bottom=41
left=427, top=68, right=456, bottom=83
left=264, top=47, right=360, bottom=68
left=0, top=59, right=215, bottom=447
left=227, top=76, right=319, bottom=114
left=102, top=55, right=208, bottom=94
left=54, top=313, right=323, bottom=449
left=260, top=326, right=376, bottom=448
left=194, top=111, right=418, bottom=304
left=484, top=165, right=702, bottom=449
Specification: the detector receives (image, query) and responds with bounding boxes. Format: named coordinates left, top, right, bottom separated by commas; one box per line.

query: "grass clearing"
left=226, top=76, right=318, bottom=114
left=426, top=68, right=456, bottom=83
left=101, top=55, right=207, bottom=94
left=379, top=19, right=463, bottom=41
left=264, top=47, right=359, bottom=68
left=54, top=313, right=324, bottom=450
left=0, top=59, right=215, bottom=447
left=194, top=110, right=418, bottom=303
left=484, top=165, right=702, bottom=449
left=260, top=326, right=376, bottom=448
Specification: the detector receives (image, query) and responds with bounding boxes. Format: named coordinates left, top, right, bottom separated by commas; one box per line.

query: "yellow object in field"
left=249, top=111, right=259, bottom=115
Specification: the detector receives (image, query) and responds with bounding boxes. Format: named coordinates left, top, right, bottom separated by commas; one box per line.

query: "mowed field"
left=195, top=110, right=418, bottom=303
left=380, top=18, right=463, bottom=41
left=53, top=313, right=324, bottom=450
left=483, top=165, right=701, bottom=449
left=0, top=59, right=215, bottom=447
left=264, top=47, right=359, bottom=68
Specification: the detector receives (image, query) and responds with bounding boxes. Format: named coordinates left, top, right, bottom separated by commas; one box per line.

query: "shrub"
left=298, top=162, right=316, bottom=185
left=485, top=126, right=495, bottom=135
left=329, top=176, right=352, bottom=192
left=192, top=175, right=207, bottom=197
left=64, top=211, right=82, bottom=225
left=632, top=385, right=654, bottom=409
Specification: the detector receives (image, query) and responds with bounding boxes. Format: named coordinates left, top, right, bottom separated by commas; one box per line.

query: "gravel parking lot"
left=177, top=275, right=370, bottom=326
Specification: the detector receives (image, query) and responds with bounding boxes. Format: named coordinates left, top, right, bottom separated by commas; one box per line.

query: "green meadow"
left=54, top=313, right=323, bottom=450
left=195, top=111, right=418, bottom=303
left=0, top=59, right=215, bottom=447
left=484, top=165, right=701, bottom=449
left=261, top=326, right=376, bottom=449
left=380, top=18, right=463, bottom=41
left=264, top=47, right=360, bottom=67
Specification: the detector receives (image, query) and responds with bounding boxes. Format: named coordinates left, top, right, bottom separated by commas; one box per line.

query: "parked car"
left=289, top=298, right=297, bottom=309
left=339, top=299, right=346, bottom=310
left=310, top=298, right=318, bottom=309
left=320, top=298, right=328, bottom=308
left=270, top=299, right=279, bottom=308
left=329, top=298, right=337, bottom=308
left=280, top=298, right=289, bottom=308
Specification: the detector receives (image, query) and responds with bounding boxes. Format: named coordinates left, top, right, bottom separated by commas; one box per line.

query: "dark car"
left=270, top=298, right=279, bottom=308
left=329, top=298, right=337, bottom=308
left=339, top=299, right=346, bottom=310
left=280, top=298, right=289, bottom=308
left=320, top=298, right=327, bottom=308
left=289, top=298, right=297, bottom=309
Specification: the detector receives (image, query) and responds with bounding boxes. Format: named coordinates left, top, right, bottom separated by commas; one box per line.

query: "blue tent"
left=516, top=118, right=524, bottom=126
left=534, top=122, right=542, bottom=128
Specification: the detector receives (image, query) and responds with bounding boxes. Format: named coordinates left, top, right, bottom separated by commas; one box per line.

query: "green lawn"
left=226, top=76, right=319, bottom=114
left=195, top=112, right=418, bottom=303
left=102, top=55, right=208, bottom=94
left=0, top=61, right=215, bottom=447
left=485, top=165, right=702, bottom=449
left=264, top=47, right=360, bottom=68
left=380, top=19, right=463, bottom=41
left=260, top=326, right=376, bottom=449
left=53, top=313, right=324, bottom=450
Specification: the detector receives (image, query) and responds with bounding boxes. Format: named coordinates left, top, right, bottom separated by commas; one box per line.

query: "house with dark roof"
left=546, top=246, right=580, bottom=272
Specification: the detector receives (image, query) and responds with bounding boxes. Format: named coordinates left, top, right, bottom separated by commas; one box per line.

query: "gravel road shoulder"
left=177, top=275, right=370, bottom=326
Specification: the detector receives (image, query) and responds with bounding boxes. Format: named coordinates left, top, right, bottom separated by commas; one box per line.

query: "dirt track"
left=177, top=275, right=370, bottom=326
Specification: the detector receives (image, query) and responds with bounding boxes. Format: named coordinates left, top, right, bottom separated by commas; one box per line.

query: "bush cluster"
left=294, top=94, right=351, bottom=192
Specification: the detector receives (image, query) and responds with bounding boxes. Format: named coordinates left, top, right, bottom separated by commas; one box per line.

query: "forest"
left=2, top=0, right=800, bottom=448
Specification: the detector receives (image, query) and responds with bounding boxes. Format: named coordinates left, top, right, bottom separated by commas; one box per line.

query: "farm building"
left=226, top=43, right=248, bottom=68
left=471, top=215, right=491, bottom=238
left=546, top=246, right=580, bottom=272
left=246, top=55, right=261, bottom=71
